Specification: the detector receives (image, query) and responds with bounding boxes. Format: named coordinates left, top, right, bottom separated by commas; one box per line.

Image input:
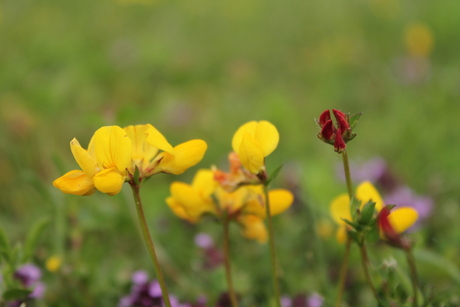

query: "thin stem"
left=223, top=216, right=239, bottom=307
left=405, top=248, right=420, bottom=307
left=130, top=183, right=172, bottom=307
left=263, top=185, right=282, bottom=307
left=359, top=244, right=378, bottom=301
left=342, top=150, right=354, bottom=199
left=334, top=237, right=352, bottom=307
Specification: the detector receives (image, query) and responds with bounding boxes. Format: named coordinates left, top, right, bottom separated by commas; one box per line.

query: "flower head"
left=231, top=120, right=279, bottom=175
left=330, top=181, right=417, bottom=243
left=166, top=169, right=293, bottom=242
left=378, top=205, right=418, bottom=250
left=317, top=109, right=360, bottom=153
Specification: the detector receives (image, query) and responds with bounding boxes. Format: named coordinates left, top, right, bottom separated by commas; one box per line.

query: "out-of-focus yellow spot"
left=404, top=23, right=434, bottom=57
left=46, top=255, right=62, bottom=272
left=316, top=218, right=334, bottom=239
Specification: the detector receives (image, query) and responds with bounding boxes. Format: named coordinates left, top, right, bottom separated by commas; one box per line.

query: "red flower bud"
left=378, top=206, right=410, bottom=250
left=317, top=109, right=360, bottom=153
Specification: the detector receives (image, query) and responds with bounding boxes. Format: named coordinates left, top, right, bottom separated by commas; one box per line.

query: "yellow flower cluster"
left=53, top=125, right=207, bottom=196
left=330, top=181, right=418, bottom=243
left=166, top=120, right=293, bottom=243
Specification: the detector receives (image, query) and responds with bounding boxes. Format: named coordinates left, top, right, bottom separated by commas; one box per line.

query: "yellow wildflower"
left=231, top=121, right=279, bottom=175
left=46, top=255, right=62, bottom=272
left=330, top=181, right=418, bottom=243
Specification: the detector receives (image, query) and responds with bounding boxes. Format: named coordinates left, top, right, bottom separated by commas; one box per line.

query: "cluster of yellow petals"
left=330, top=181, right=418, bottom=243
left=166, top=169, right=293, bottom=243
left=231, top=121, right=279, bottom=175
left=53, top=125, right=207, bottom=196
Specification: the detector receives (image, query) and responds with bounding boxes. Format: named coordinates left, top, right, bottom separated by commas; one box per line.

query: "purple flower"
left=132, top=270, right=149, bottom=285
left=194, top=233, right=214, bottom=249
left=282, top=293, right=324, bottom=307
left=14, top=264, right=42, bottom=288
left=307, top=293, right=324, bottom=307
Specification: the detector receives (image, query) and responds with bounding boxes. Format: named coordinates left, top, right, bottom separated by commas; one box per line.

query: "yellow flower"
left=46, top=255, right=62, bottom=272
left=231, top=121, right=279, bottom=175
left=167, top=169, right=293, bottom=242
left=144, top=125, right=207, bottom=175
left=404, top=22, right=434, bottom=58
left=330, top=181, right=417, bottom=243
left=53, top=126, right=132, bottom=196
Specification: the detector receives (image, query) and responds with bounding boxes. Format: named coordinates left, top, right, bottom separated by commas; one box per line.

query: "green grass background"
left=1, top=0, right=460, bottom=305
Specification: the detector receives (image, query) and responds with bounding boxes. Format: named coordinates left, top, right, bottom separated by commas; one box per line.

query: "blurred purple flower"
left=385, top=186, right=433, bottom=227
left=281, top=293, right=324, bottom=307
left=194, top=233, right=214, bottom=249
left=119, top=271, right=201, bottom=307
left=337, top=157, right=388, bottom=184
left=307, top=293, right=324, bottom=307
left=14, top=264, right=42, bottom=288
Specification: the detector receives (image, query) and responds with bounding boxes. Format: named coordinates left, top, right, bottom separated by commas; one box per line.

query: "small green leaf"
left=265, top=164, right=283, bottom=186
left=359, top=201, right=376, bottom=226
left=348, top=112, right=362, bottom=129
left=366, top=222, right=380, bottom=244
left=24, top=218, right=50, bottom=262
left=342, top=218, right=362, bottom=231
left=347, top=230, right=360, bottom=244
left=3, top=288, right=32, bottom=301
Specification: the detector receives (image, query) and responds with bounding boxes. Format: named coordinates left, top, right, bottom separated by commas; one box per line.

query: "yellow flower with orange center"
left=166, top=169, right=293, bottom=243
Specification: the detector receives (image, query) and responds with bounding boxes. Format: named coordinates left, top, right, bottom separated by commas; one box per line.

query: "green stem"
left=334, top=237, right=352, bottom=307
left=130, top=183, right=172, bottom=307
left=342, top=150, right=354, bottom=199
left=263, top=184, right=282, bottom=307
left=359, top=244, right=378, bottom=300
left=223, top=216, right=239, bottom=307
left=405, top=248, right=420, bottom=307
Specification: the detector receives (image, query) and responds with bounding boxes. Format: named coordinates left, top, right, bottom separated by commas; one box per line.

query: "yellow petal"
left=268, top=189, right=293, bottom=216
left=157, top=139, right=207, bottom=175
left=356, top=181, right=384, bottom=211
left=145, top=125, right=174, bottom=154
left=53, top=170, right=96, bottom=196
left=232, top=121, right=257, bottom=153
left=92, top=126, right=132, bottom=172
left=70, top=138, right=98, bottom=177
left=232, top=121, right=279, bottom=157
left=124, top=124, right=159, bottom=174
left=255, top=120, right=279, bottom=157
left=93, top=167, right=125, bottom=195
left=191, top=169, right=217, bottom=198
left=169, top=182, right=216, bottom=219
left=215, top=186, right=248, bottom=214
left=238, top=133, right=264, bottom=174
left=330, top=194, right=352, bottom=225
left=166, top=197, right=198, bottom=223
left=238, top=215, right=268, bottom=243
left=388, top=207, right=419, bottom=234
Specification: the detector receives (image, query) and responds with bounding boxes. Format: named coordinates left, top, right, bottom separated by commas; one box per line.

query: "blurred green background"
left=1, top=0, right=460, bottom=305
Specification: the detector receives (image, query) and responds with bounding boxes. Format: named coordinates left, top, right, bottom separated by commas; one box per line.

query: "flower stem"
left=334, top=150, right=354, bottom=307
left=263, top=185, right=282, bottom=307
left=342, top=150, right=353, bottom=199
left=130, top=183, right=172, bottom=307
left=405, top=248, right=420, bottom=307
left=334, top=237, right=352, bottom=307
left=359, top=243, right=378, bottom=301
left=223, top=216, right=239, bottom=307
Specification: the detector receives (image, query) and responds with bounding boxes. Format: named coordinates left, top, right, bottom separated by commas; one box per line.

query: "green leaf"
left=23, top=218, right=50, bottom=262
left=348, top=112, right=362, bottom=129
left=347, top=230, right=360, bottom=244
left=3, top=288, right=32, bottom=301
left=341, top=218, right=362, bottom=231
left=265, top=164, right=283, bottom=186
left=366, top=222, right=380, bottom=244
left=359, top=201, right=376, bottom=226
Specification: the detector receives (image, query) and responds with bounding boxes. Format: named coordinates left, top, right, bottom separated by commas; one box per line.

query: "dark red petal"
left=334, top=129, right=346, bottom=153
left=320, top=120, right=335, bottom=140
left=333, top=109, right=350, bottom=132
left=378, top=206, right=401, bottom=243
left=318, top=110, right=331, bottom=127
